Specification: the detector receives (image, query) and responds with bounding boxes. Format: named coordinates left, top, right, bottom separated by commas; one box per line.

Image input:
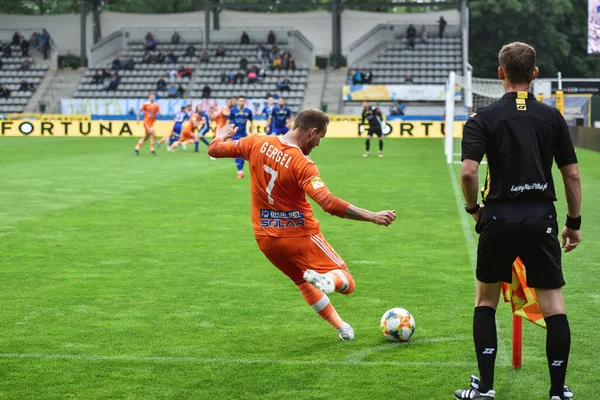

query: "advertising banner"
left=0, top=119, right=464, bottom=138
left=342, top=85, right=462, bottom=102
left=60, top=98, right=275, bottom=117
left=543, top=95, right=591, bottom=127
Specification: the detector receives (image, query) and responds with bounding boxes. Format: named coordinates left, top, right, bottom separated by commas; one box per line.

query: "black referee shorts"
left=367, top=127, right=383, bottom=138
left=475, top=205, right=564, bottom=289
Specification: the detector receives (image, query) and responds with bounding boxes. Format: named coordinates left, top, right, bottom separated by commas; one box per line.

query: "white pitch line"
left=0, top=352, right=476, bottom=368
left=447, top=163, right=510, bottom=367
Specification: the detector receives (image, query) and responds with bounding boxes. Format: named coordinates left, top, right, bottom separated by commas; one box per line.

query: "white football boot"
left=337, top=322, right=355, bottom=341
left=303, top=270, right=335, bottom=294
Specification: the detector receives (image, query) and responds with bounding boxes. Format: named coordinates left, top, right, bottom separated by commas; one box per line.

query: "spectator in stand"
left=364, top=69, right=373, bottom=84
left=0, top=85, right=11, bottom=99
left=202, top=84, right=211, bottom=98
left=40, top=29, right=51, bottom=60
left=220, top=70, right=228, bottom=83
left=405, top=74, right=413, bottom=83
left=111, top=57, right=122, bottom=70
left=352, top=70, right=364, bottom=85
left=235, top=70, right=245, bottom=84
left=241, top=31, right=250, bottom=45
left=92, top=70, right=102, bottom=84
left=124, top=57, right=135, bottom=70
left=171, top=31, right=181, bottom=44
left=142, top=51, right=151, bottom=64
left=167, top=51, right=178, bottom=64
left=3, top=44, right=11, bottom=57
left=240, top=56, right=248, bottom=71
left=20, top=57, right=32, bottom=71
left=406, top=24, right=416, bottom=40
left=247, top=70, right=257, bottom=84
left=408, top=37, right=416, bottom=50
left=157, top=76, right=167, bottom=91
left=389, top=101, right=406, bottom=116
left=177, top=65, right=192, bottom=78
left=200, top=48, right=210, bottom=63
left=19, top=80, right=33, bottom=91
left=156, top=50, right=166, bottom=63
left=216, top=44, right=225, bottom=57
left=185, top=44, right=196, bottom=57
left=144, top=32, right=156, bottom=50
left=177, top=84, right=185, bottom=98
left=12, top=31, right=20, bottom=46
left=276, top=76, right=291, bottom=92
left=267, top=30, right=276, bottom=45
left=288, top=55, right=296, bottom=70
left=30, top=32, right=40, bottom=50
left=420, top=24, right=428, bottom=43
left=282, top=53, right=290, bottom=70
left=167, top=82, right=178, bottom=98
left=102, top=68, right=112, bottom=81
left=256, top=44, right=265, bottom=60
left=438, top=16, right=447, bottom=38
left=259, top=65, right=268, bottom=80
left=226, top=70, right=235, bottom=84
left=169, top=69, right=177, bottom=79
left=265, top=90, right=279, bottom=100
left=20, top=36, right=29, bottom=57
left=272, top=54, right=282, bottom=70
left=106, top=73, right=120, bottom=91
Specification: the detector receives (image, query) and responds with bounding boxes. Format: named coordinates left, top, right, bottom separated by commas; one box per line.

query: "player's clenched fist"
left=372, top=210, right=396, bottom=226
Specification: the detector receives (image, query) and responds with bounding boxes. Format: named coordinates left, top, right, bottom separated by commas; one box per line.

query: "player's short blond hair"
left=498, top=42, right=536, bottom=84
left=293, top=109, right=329, bottom=134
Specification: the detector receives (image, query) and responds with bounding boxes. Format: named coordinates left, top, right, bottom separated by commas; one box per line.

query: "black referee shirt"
left=361, top=107, right=382, bottom=128
left=462, top=91, right=578, bottom=205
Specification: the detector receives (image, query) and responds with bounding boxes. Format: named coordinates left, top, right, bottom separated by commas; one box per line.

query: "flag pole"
left=512, top=314, right=523, bottom=369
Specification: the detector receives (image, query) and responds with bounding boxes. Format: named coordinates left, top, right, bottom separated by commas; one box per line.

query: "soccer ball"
left=380, top=308, right=415, bottom=342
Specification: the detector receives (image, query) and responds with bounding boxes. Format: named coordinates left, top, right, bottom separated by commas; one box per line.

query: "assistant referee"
left=454, top=42, right=582, bottom=400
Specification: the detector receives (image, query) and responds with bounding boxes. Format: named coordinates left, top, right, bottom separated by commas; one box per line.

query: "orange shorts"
left=181, top=130, right=195, bottom=141
left=144, top=122, right=155, bottom=133
left=256, top=232, right=346, bottom=283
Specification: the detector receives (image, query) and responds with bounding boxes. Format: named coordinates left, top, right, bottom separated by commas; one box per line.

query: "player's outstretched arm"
left=307, top=185, right=396, bottom=227
left=345, top=205, right=396, bottom=226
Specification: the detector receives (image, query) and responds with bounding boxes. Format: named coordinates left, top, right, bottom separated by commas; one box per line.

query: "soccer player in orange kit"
left=208, top=109, right=396, bottom=340
left=168, top=112, right=201, bottom=152
left=135, top=92, right=161, bottom=155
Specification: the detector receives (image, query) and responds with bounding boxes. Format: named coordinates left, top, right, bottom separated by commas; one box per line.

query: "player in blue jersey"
left=193, top=104, right=213, bottom=154
left=158, top=105, right=190, bottom=149
left=260, top=96, right=276, bottom=135
left=227, top=96, right=254, bottom=178
left=268, top=97, right=293, bottom=136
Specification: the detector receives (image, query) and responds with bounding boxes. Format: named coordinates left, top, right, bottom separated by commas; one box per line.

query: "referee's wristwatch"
left=465, top=203, right=481, bottom=215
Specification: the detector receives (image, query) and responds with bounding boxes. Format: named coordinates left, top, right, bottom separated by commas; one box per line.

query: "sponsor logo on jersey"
left=310, top=177, right=325, bottom=189
left=260, top=209, right=306, bottom=228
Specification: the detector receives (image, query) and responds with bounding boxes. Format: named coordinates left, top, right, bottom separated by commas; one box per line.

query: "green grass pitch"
left=0, top=137, right=598, bottom=399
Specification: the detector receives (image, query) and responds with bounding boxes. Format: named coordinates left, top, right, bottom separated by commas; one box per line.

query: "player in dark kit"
left=454, top=42, right=581, bottom=400
left=361, top=101, right=384, bottom=158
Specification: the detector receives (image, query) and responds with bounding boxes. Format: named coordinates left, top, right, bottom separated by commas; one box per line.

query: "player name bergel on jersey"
left=259, top=141, right=293, bottom=168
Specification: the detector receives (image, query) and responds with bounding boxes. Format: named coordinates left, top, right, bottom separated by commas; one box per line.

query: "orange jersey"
left=180, top=114, right=201, bottom=140
left=214, top=106, right=229, bottom=129
left=142, top=102, right=160, bottom=126
left=208, top=135, right=349, bottom=238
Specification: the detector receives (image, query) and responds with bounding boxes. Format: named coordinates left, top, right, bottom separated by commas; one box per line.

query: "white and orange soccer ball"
left=380, top=308, right=415, bottom=342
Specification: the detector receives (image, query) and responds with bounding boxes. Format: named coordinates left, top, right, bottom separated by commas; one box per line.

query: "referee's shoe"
left=454, top=375, right=495, bottom=399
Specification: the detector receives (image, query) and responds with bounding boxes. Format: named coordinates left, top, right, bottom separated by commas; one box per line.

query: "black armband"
left=565, top=215, right=581, bottom=230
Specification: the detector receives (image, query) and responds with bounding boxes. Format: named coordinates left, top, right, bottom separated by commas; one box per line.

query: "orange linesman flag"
left=502, top=257, right=546, bottom=328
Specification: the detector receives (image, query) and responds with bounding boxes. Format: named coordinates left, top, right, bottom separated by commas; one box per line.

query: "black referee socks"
left=545, top=314, right=571, bottom=399
left=473, top=306, right=497, bottom=393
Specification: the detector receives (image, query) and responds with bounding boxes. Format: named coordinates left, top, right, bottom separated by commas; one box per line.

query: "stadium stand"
left=74, top=35, right=308, bottom=113
left=0, top=40, right=49, bottom=114
left=351, top=36, right=462, bottom=85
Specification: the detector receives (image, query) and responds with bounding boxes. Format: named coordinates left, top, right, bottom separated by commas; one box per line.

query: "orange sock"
left=150, top=137, right=156, bottom=151
left=326, top=269, right=355, bottom=294
left=135, top=138, right=146, bottom=151
left=297, top=282, right=343, bottom=329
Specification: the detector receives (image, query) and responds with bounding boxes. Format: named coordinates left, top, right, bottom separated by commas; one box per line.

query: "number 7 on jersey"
left=263, top=164, right=278, bottom=205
